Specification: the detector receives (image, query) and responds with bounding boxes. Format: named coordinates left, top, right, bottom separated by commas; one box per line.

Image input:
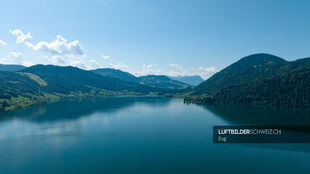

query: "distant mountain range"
left=169, top=75, right=204, bottom=86
left=2, top=52, right=310, bottom=111
left=91, top=68, right=190, bottom=89
left=91, top=68, right=138, bottom=82
left=186, top=53, right=310, bottom=107
left=21, top=65, right=163, bottom=94
left=0, top=64, right=192, bottom=111
left=0, top=64, right=26, bottom=71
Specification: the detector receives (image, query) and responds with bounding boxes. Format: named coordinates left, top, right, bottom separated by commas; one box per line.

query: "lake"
left=0, top=96, right=310, bottom=174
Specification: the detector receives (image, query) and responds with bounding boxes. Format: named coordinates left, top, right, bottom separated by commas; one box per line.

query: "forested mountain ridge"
left=2, top=53, right=309, bottom=111
left=20, top=65, right=161, bottom=94
left=1, top=65, right=187, bottom=111
left=186, top=53, right=310, bottom=107
left=208, top=67, right=310, bottom=107
left=92, top=68, right=191, bottom=90
left=0, top=64, right=26, bottom=71
left=193, top=53, right=287, bottom=95
left=91, top=68, right=138, bottom=83
left=0, top=71, right=46, bottom=111
left=138, top=75, right=190, bottom=89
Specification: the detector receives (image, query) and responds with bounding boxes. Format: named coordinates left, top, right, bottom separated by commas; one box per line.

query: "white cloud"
left=50, top=55, right=66, bottom=64
left=10, top=29, right=83, bottom=56
left=0, top=40, right=7, bottom=46
left=8, top=52, right=23, bottom=59
left=69, top=56, right=101, bottom=70
left=7, top=29, right=101, bottom=69
left=169, top=63, right=182, bottom=70
left=0, top=52, right=33, bottom=66
left=26, top=35, right=84, bottom=56
left=193, top=66, right=218, bottom=79
left=197, top=66, right=217, bottom=73
left=132, top=64, right=218, bottom=80
left=7, top=29, right=217, bottom=78
left=8, top=29, right=100, bottom=69
left=10, top=29, right=32, bottom=44
left=110, top=62, right=129, bottom=70
left=48, top=54, right=101, bottom=70
left=142, top=64, right=157, bottom=69
left=133, top=64, right=166, bottom=76
left=101, top=54, right=110, bottom=60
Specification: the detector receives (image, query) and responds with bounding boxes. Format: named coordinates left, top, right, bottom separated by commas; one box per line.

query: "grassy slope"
left=0, top=71, right=47, bottom=111
left=1, top=65, right=189, bottom=111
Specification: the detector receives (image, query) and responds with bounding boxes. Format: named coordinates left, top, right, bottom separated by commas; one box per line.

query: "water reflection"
left=198, top=104, right=310, bottom=153
left=0, top=96, right=171, bottom=123
left=0, top=97, right=310, bottom=174
left=201, top=104, right=310, bottom=125
left=0, top=96, right=172, bottom=150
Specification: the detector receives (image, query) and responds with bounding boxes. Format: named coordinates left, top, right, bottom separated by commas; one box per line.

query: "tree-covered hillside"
left=213, top=67, right=310, bottom=107
left=1, top=65, right=185, bottom=111
left=0, top=71, right=46, bottom=111
left=138, top=75, right=190, bottom=89
left=92, top=68, right=191, bottom=90
left=21, top=65, right=160, bottom=94
left=194, top=53, right=287, bottom=95
left=91, top=68, right=138, bottom=83
left=0, top=64, right=26, bottom=71
left=187, top=54, right=310, bottom=107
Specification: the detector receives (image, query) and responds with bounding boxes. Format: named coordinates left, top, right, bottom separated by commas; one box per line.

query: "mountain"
left=187, top=53, right=310, bottom=107
left=0, top=71, right=46, bottom=111
left=92, top=68, right=191, bottom=90
left=0, top=71, right=42, bottom=98
left=169, top=75, right=204, bottom=86
left=0, top=65, right=168, bottom=111
left=209, top=66, right=310, bottom=107
left=0, top=64, right=26, bottom=71
left=91, top=68, right=138, bottom=83
left=138, top=75, right=190, bottom=89
left=193, top=53, right=287, bottom=95
left=20, top=65, right=160, bottom=94
left=0, top=65, right=192, bottom=111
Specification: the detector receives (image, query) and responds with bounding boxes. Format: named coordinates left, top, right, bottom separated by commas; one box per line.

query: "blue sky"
left=0, top=0, right=310, bottom=79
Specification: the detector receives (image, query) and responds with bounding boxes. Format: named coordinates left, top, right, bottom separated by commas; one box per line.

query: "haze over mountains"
left=169, top=75, right=204, bottom=86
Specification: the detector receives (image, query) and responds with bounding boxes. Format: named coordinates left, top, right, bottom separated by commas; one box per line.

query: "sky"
left=0, top=0, right=310, bottom=79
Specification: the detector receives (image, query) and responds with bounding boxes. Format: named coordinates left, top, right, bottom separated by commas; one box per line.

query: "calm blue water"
left=0, top=96, right=310, bottom=174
